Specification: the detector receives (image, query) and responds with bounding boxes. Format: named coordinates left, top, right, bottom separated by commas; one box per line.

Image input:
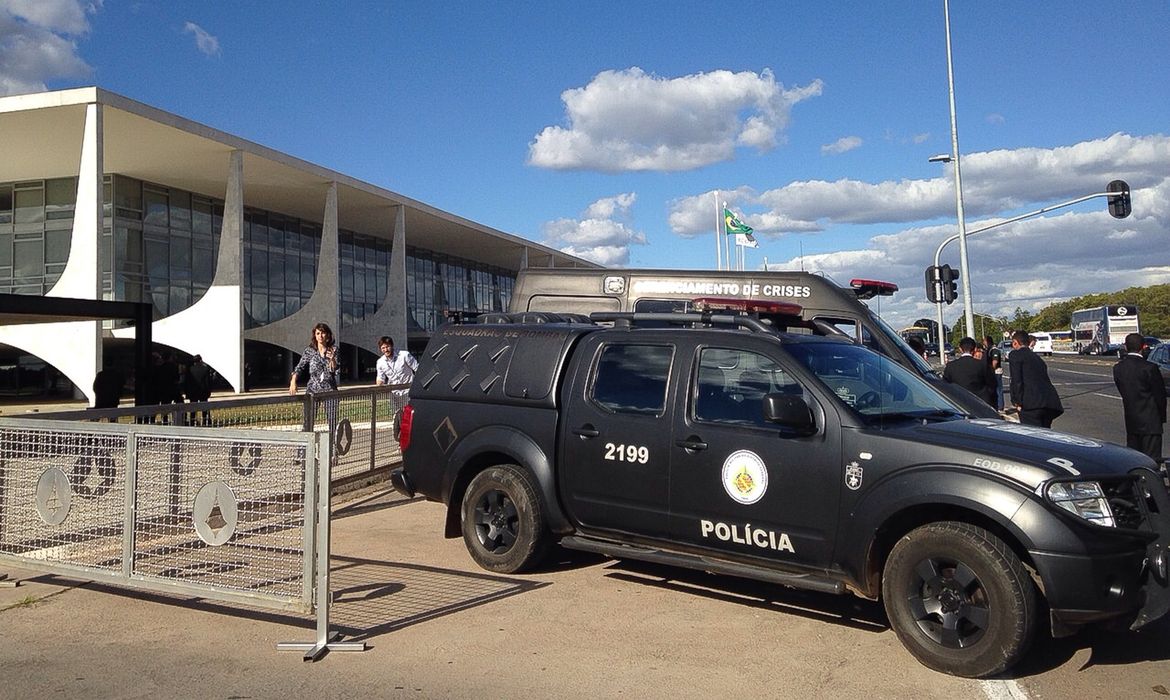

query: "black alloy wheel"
left=882, top=521, right=1037, bottom=678
left=460, top=465, right=549, bottom=573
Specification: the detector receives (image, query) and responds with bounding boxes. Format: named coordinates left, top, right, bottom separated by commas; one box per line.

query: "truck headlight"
left=1046, top=481, right=1116, bottom=527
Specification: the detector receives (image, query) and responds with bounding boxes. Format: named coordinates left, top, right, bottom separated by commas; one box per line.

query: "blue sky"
left=1, top=0, right=1168, bottom=329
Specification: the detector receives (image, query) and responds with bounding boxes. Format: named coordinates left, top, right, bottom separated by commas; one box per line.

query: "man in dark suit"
left=943, top=337, right=996, bottom=406
left=1008, top=330, right=1064, bottom=428
left=1113, top=332, right=1167, bottom=463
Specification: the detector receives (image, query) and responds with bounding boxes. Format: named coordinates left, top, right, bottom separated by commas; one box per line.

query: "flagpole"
left=716, top=201, right=725, bottom=272
left=714, top=192, right=722, bottom=270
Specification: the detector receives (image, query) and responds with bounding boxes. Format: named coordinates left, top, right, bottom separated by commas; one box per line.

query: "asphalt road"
left=2, top=355, right=1168, bottom=699
left=1022, top=354, right=1132, bottom=445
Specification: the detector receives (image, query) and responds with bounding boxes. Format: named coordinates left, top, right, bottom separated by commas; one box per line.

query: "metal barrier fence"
left=0, top=417, right=362, bottom=659
left=22, top=385, right=410, bottom=487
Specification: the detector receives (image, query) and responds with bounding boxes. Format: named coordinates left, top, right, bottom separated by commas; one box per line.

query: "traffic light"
left=939, top=264, right=959, bottom=304
left=924, top=265, right=940, bottom=303
left=1107, top=179, right=1131, bottom=219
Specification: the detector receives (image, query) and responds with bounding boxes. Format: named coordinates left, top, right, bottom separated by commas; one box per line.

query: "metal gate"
left=0, top=418, right=362, bottom=658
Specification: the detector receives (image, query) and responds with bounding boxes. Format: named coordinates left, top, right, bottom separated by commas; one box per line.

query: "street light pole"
left=943, top=0, right=976, bottom=343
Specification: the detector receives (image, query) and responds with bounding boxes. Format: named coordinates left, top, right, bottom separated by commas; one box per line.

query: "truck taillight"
left=398, top=404, right=414, bottom=451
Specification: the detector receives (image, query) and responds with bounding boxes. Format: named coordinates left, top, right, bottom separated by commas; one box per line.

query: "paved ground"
left=1, top=487, right=986, bottom=700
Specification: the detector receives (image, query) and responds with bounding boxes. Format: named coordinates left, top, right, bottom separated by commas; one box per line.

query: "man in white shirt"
left=375, top=336, right=418, bottom=395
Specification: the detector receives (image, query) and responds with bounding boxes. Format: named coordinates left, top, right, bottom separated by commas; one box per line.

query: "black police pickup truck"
left=391, top=311, right=1170, bottom=678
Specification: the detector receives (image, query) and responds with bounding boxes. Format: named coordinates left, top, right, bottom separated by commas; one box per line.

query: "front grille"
left=1103, top=474, right=1154, bottom=532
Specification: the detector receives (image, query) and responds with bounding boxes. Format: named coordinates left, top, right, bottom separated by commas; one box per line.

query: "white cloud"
left=986, top=113, right=1005, bottom=125
left=821, top=136, right=862, bottom=156
left=0, top=0, right=94, bottom=96
left=528, top=67, right=823, bottom=172
left=760, top=174, right=1170, bottom=330
left=541, top=193, right=647, bottom=266
left=183, top=21, right=220, bottom=57
left=659, top=133, right=1170, bottom=330
left=668, top=133, right=1170, bottom=238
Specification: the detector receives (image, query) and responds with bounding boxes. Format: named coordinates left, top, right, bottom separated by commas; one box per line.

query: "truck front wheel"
left=881, top=521, right=1037, bottom=678
left=460, top=465, right=550, bottom=573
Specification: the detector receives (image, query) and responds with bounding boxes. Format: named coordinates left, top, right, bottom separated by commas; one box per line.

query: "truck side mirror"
left=763, top=393, right=815, bottom=434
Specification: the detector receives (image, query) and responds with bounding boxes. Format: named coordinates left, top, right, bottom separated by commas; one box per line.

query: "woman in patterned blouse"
left=289, top=322, right=340, bottom=395
left=290, top=322, right=342, bottom=463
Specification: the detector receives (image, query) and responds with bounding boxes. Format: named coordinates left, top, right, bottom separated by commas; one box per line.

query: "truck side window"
left=591, top=344, right=674, bottom=416
left=694, top=348, right=802, bottom=428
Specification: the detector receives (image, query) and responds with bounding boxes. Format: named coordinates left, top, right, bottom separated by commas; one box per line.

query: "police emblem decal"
left=721, top=450, right=769, bottom=505
left=845, top=462, right=863, bottom=490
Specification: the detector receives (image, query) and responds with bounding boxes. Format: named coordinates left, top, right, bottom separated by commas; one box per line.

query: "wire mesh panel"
left=131, top=432, right=313, bottom=610
left=26, top=385, right=408, bottom=485
left=0, top=426, right=128, bottom=572
left=0, top=419, right=317, bottom=614
left=309, top=388, right=406, bottom=481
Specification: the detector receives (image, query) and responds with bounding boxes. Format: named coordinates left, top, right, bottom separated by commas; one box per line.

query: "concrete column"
left=320, top=182, right=340, bottom=337
left=243, top=180, right=339, bottom=369
left=0, top=102, right=103, bottom=404
left=125, top=149, right=246, bottom=391
left=338, top=204, right=406, bottom=362
left=388, top=204, right=407, bottom=348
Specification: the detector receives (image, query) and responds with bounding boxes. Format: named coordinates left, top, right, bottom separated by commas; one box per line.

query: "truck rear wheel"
left=882, top=521, right=1037, bottom=678
left=460, top=465, right=550, bottom=574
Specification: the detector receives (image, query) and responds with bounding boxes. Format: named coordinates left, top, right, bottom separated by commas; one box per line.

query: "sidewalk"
left=0, top=484, right=979, bottom=699
left=0, top=487, right=547, bottom=698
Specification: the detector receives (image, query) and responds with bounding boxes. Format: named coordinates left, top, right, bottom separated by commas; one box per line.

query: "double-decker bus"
left=1070, top=305, right=1140, bottom=355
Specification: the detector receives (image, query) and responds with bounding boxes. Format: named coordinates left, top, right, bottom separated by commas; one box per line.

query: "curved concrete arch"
left=244, top=181, right=340, bottom=363
left=0, top=102, right=102, bottom=404
left=341, top=204, right=407, bottom=359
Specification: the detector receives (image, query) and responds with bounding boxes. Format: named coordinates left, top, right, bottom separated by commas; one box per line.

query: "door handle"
left=573, top=425, right=600, bottom=438
left=675, top=437, right=708, bottom=451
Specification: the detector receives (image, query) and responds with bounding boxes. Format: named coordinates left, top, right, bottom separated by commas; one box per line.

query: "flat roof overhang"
left=0, top=87, right=597, bottom=272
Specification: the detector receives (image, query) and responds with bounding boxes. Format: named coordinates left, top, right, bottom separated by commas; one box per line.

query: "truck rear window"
left=591, top=344, right=673, bottom=416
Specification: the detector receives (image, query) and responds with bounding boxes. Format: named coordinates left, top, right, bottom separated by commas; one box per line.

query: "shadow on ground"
left=599, top=558, right=889, bottom=633
left=332, top=488, right=421, bottom=519
left=1010, top=615, right=1170, bottom=678
left=20, top=554, right=547, bottom=648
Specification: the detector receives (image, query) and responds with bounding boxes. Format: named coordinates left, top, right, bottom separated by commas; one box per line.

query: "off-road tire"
left=460, top=464, right=550, bottom=573
left=882, top=521, right=1037, bottom=678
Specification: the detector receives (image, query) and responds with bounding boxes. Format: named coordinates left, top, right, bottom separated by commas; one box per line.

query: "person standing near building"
left=92, top=363, right=124, bottom=410
left=185, top=354, right=215, bottom=425
left=375, top=336, right=418, bottom=396
left=290, top=323, right=341, bottom=452
left=1113, top=332, right=1167, bottom=464
left=943, top=337, right=996, bottom=407
left=1008, top=329, right=1064, bottom=428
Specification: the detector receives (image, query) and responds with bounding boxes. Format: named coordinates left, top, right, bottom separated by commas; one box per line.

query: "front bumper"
left=1036, top=469, right=1170, bottom=634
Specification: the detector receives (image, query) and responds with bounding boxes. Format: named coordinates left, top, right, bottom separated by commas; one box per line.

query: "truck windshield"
left=867, top=311, right=938, bottom=376
left=784, top=342, right=961, bottom=421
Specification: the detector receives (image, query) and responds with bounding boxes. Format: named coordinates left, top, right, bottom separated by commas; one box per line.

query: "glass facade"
left=0, top=178, right=76, bottom=295
left=243, top=210, right=321, bottom=329
left=339, top=230, right=390, bottom=327
left=405, top=246, right=515, bottom=333
left=105, top=175, right=223, bottom=319
left=1, top=175, right=521, bottom=347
